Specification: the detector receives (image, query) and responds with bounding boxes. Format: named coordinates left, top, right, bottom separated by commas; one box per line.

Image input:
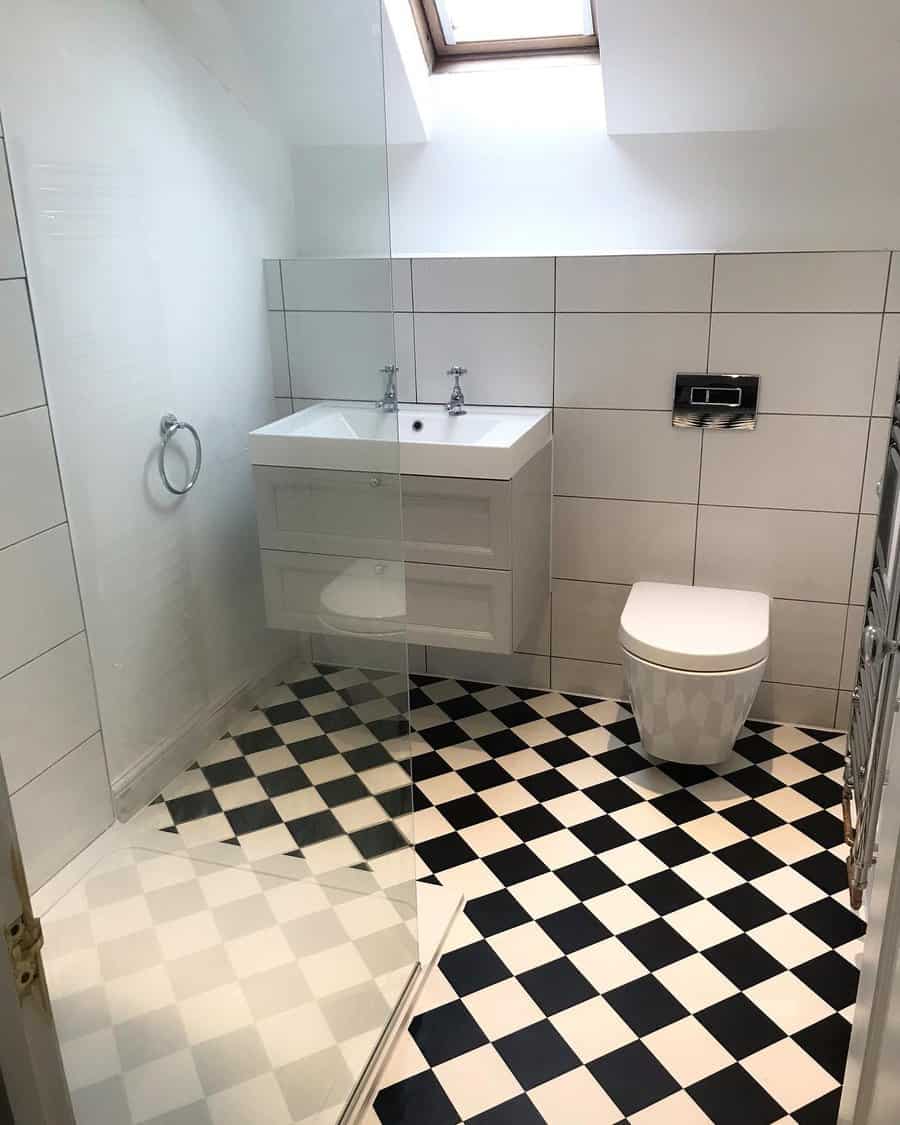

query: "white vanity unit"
left=249, top=403, right=552, bottom=655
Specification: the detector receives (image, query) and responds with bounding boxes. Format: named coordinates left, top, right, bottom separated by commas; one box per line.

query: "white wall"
left=0, top=0, right=299, bottom=793
left=294, top=62, right=900, bottom=257
left=0, top=126, right=112, bottom=890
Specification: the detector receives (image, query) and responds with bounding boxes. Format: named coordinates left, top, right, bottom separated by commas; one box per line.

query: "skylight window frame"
left=410, top=0, right=599, bottom=64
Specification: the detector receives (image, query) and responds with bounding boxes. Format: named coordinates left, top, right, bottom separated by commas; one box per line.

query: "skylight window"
left=412, top=0, right=598, bottom=63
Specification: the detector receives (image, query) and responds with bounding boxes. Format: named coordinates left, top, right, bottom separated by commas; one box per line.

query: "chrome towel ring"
left=159, top=413, right=202, bottom=495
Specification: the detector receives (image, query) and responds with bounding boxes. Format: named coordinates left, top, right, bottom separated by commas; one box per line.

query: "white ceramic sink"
left=249, top=402, right=552, bottom=479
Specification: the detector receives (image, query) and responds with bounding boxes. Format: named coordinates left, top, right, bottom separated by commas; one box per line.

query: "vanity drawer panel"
left=401, top=476, right=511, bottom=569
left=406, top=563, right=512, bottom=653
left=255, top=466, right=402, bottom=559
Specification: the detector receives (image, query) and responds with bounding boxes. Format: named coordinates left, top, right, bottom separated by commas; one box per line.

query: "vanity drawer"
left=406, top=563, right=511, bottom=653
left=402, top=476, right=511, bottom=569
left=254, top=466, right=402, bottom=558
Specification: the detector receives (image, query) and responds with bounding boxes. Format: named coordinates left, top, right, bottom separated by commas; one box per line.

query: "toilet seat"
left=619, top=582, right=769, bottom=673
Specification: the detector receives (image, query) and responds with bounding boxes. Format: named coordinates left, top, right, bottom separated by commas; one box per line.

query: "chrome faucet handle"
left=447, top=366, right=467, bottom=416
left=376, top=364, right=399, bottom=411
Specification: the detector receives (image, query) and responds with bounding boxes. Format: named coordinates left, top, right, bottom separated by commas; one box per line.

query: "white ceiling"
left=597, top=0, right=900, bottom=134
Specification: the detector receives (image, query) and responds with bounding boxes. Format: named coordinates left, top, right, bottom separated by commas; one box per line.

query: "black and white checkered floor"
left=139, top=663, right=864, bottom=1125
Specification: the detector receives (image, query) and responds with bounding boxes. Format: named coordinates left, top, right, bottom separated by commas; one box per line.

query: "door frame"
left=0, top=758, right=74, bottom=1125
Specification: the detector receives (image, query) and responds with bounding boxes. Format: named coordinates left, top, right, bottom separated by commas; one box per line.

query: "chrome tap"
left=375, top=364, right=399, bottom=412
left=446, top=366, right=467, bottom=415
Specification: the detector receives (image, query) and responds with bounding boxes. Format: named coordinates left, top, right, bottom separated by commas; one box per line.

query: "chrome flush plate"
left=672, top=372, right=760, bottom=430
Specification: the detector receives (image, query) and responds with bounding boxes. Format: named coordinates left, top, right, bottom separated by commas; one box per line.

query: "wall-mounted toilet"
left=619, top=582, right=770, bottom=766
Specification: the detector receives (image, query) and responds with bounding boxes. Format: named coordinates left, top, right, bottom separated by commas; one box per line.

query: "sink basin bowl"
left=249, top=402, right=552, bottom=479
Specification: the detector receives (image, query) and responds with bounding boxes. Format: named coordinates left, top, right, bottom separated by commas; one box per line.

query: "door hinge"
left=4, top=912, right=44, bottom=1000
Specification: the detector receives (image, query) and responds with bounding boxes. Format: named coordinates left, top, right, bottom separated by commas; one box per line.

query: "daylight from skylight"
left=437, top=0, right=593, bottom=44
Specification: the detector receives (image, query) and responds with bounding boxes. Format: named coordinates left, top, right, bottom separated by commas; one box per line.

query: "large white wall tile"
left=708, top=313, right=881, bottom=415
left=751, top=683, right=838, bottom=728
left=841, top=605, right=865, bottom=691
left=0, top=634, right=99, bottom=793
left=551, top=657, right=626, bottom=701
left=11, top=733, right=112, bottom=890
left=285, top=312, right=414, bottom=401
left=861, top=417, right=891, bottom=515
left=700, top=415, right=868, bottom=512
left=551, top=580, right=629, bottom=663
left=414, top=314, right=553, bottom=406
left=850, top=514, right=876, bottom=605
left=394, top=313, right=415, bottom=400
left=553, top=409, right=701, bottom=503
left=282, top=258, right=397, bottom=311
left=0, top=408, right=65, bottom=549
left=712, top=252, right=890, bottom=312
left=555, top=314, right=710, bottom=409
left=887, top=253, right=900, bottom=312
left=0, top=280, right=44, bottom=415
left=412, top=257, right=554, bottom=313
left=556, top=255, right=713, bottom=312
left=766, top=599, right=846, bottom=689
left=425, top=647, right=550, bottom=690
left=263, top=260, right=283, bottom=310
left=553, top=497, right=695, bottom=585
left=0, top=525, right=83, bottom=678
left=268, top=311, right=290, bottom=397
left=0, top=144, right=23, bottom=279
left=873, top=314, right=900, bottom=416
left=695, top=506, right=856, bottom=603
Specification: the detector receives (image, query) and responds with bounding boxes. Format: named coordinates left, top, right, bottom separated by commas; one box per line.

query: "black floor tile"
left=344, top=744, right=392, bottom=773
left=650, top=789, right=711, bottom=824
left=202, top=756, right=253, bottom=787
left=317, top=775, right=369, bottom=807
left=439, top=794, right=497, bottom=830
left=458, top=760, right=513, bottom=792
left=258, top=765, right=311, bottom=798
left=642, top=826, right=708, bottom=866
left=538, top=904, right=610, bottom=953
left=717, top=839, right=785, bottom=881
left=793, top=852, right=849, bottom=896
left=688, top=1064, right=783, bottom=1124
left=793, top=897, right=867, bottom=948
left=726, top=766, right=785, bottom=799
left=793, top=774, right=844, bottom=810
left=503, top=805, right=564, bottom=841
left=285, top=809, right=343, bottom=848
left=518, top=958, right=597, bottom=1016
left=583, top=779, right=644, bottom=813
left=351, top=821, right=407, bottom=859
left=466, top=1094, right=545, bottom=1125
left=548, top=709, right=599, bottom=736
left=594, top=746, right=648, bottom=777
left=416, top=833, right=478, bottom=873
left=475, top=730, right=529, bottom=758
left=709, top=884, right=784, bottom=931
left=233, top=726, right=283, bottom=754
left=483, top=844, right=549, bottom=886
left=521, top=770, right=577, bottom=802
left=794, top=952, right=860, bottom=1010
left=166, top=790, right=221, bottom=825
left=437, top=693, right=486, bottom=720
left=263, top=700, right=309, bottom=726
left=704, top=934, right=784, bottom=990
left=376, top=787, right=418, bottom=819
left=658, top=762, right=716, bottom=788
left=631, top=869, right=701, bottom=915
left=696, top=994, right=784, bottom=1059
left=421, top=722, right=470, bottom=751
left=406, top=751, right=452, bottom=782
left=721, top=800, right=785, bottom=836
left=289, top=735, right=337, bottom=764
left=465, top=890, right=531, bottom=938
left=604, top=717, right=641, bottom=745
left=367, top=717, right=410, bottom=742
left=409, top=1000, right=488, bottom=1066
left=491, top=701, right=542, bottom=728
left=794, top=743, right=844, bottom=774
left=793, top=1014, right=852, bottom=1081
left=536, top=739, right=589, bottom=768
left=373, top=1070, right=460, bottom=1125
left=288, top=676, right=332, bottom=699
left=439, top=941, right=511, bottom=996
left=619, top=918, right=695, bottom=971
left=733, top=734, right=782, bottom=764
left=588, top=1040, right=679, bottom=1117
left=224, top=799, right=282, bottom=837
left=556, top=856, right=622, bottom=899
left=571, top=816, right=633, bottom=855
left=794, top=811, right=846, bottom=850
left=604, top=974, right=688, bottom=1037
left=494, top=1020, right=581, bottom=1089
left=793, top=1088, right=842, bottom=1125
left=338, top=682, right=381, bottom=705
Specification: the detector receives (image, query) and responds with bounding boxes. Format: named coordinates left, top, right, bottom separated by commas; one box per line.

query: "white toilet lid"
left=619, top=582, right=770, bottom=673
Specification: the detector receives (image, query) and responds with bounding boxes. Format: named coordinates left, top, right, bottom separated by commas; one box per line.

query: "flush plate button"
left=673, top=373, right=759, bottom=430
